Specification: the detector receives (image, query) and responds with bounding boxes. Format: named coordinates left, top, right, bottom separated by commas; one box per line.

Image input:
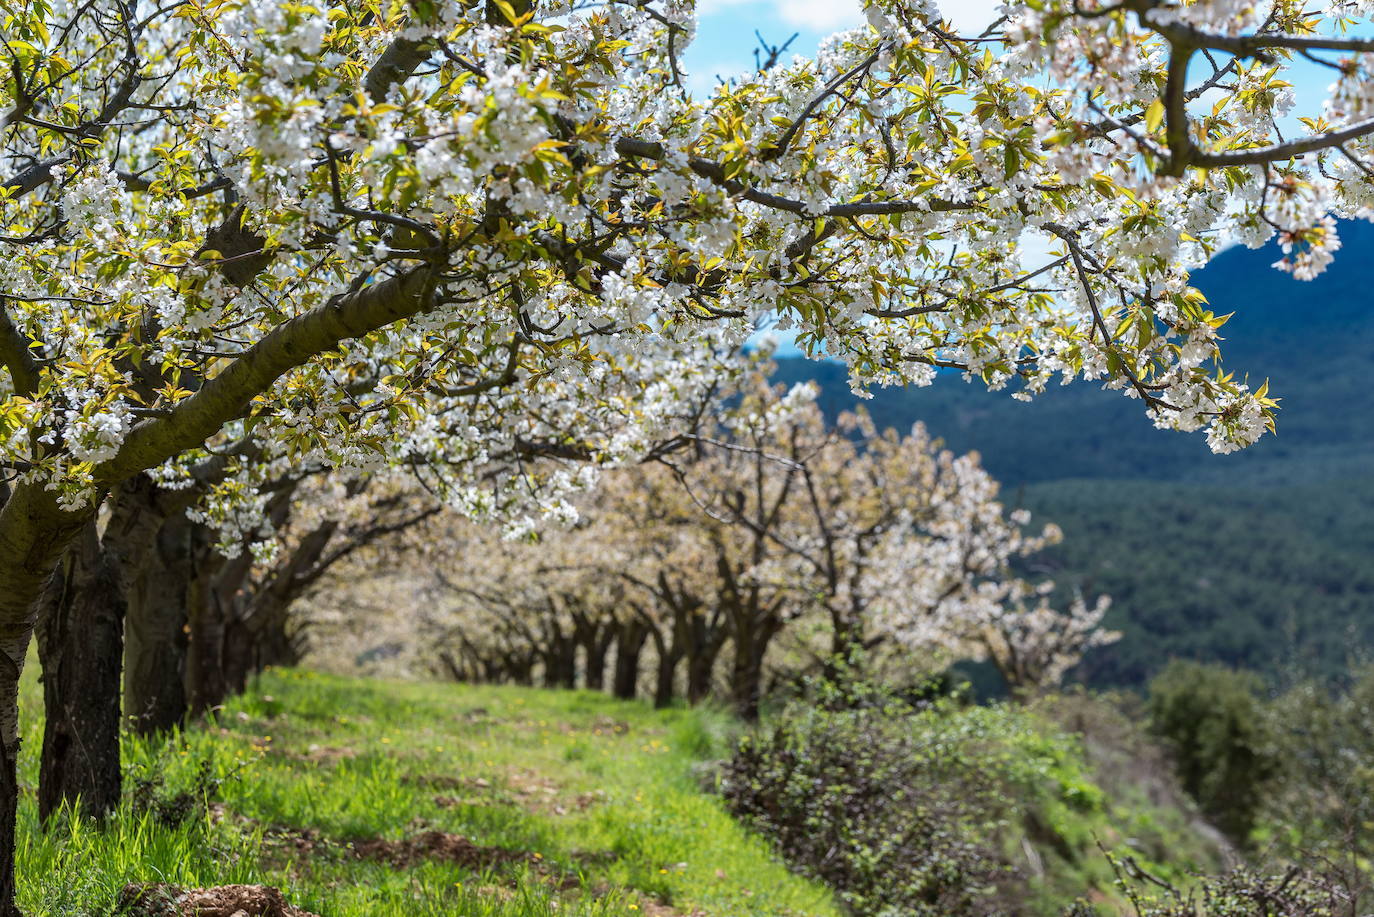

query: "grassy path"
left=17, top=669, right=839, bottom=917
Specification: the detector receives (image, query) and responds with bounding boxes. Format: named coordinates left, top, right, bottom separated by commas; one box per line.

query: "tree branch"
left=94, top=265, right=435, bottom=484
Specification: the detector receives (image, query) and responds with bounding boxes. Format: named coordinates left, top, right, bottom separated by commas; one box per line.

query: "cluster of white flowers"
left=63, top=402, right=132, bottom=465
left=4, top=0, right=1371, bottom=556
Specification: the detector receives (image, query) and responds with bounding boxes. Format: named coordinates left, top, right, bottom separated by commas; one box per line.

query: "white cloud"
left=697, top=1, right=1007, bottom=38
left=775, top=0, right=862, bottom=30
left=935, top=0, right=1005, bottom=33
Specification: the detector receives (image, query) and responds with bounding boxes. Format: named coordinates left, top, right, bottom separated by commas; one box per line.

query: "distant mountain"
left=773, top=222, right=1374, bottom=688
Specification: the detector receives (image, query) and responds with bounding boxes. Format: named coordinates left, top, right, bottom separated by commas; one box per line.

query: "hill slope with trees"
left=773, top=223, right=1374, bottom=687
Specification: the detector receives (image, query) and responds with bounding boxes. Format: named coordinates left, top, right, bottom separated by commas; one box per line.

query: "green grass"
left=14, top=667, right=839, bottom=917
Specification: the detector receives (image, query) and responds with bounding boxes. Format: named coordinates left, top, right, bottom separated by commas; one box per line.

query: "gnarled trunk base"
left=36, top=521, right=126, bottom=820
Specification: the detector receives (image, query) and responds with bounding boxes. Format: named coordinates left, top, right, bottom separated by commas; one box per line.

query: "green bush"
left=1262, top=666, right=1374, bottom=865
left=1146, top=661, right=1279, bottom=843
left=720, top=685, right=1012, bottom=917
left=1062, top=858, right=1370, bottom=917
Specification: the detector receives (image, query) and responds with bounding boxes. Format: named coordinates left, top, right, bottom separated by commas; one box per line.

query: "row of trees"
left=343, top=372, right=1117, bottom=717
left=31, top=466, right=439, bottom=819
left=0, top=0, right=1366, bottom=910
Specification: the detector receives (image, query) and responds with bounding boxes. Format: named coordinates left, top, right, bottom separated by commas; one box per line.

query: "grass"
left=14, top=666, right=840, bottom=917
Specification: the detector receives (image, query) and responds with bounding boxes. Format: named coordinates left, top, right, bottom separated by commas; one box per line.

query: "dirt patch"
left=261, top=823, right=354, bottom=863
left=502, top=768, right=606, bottom=815
left=550, top=717, right=632, bottom=736
left=590, top=715, right=631, bottom=735
left=405, top=773, right=493, bottom=792
left=638, top=902, right=706, bottom=917
left=458, top=706, right=498, bottom=725
left=353, top=831, right=533, bottom=870
left=505, top=768, right=560, bottom=802
left=117, top=883, right=319, bottom=917
left=432, top=791, right=509, bottom=810
left=274, top=743, right=358, bottom=765
left=350, top=831, right=585, bottom=891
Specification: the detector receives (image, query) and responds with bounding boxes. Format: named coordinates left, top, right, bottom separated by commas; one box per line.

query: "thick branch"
left=363, top=36, right=434, bottom=102
left=94, top=266, right=434, bottom=484
left=0, top=307, right=40, bottom=395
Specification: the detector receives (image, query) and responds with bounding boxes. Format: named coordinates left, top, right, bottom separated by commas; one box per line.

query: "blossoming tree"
left=1, top=0, right=1371, bottom=908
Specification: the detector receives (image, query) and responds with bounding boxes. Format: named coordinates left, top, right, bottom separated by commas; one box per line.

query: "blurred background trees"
left=302, top=367, right=1117, bottom=717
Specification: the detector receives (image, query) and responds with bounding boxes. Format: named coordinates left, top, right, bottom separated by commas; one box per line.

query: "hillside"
left=772, top=222, right=1374, bottom=687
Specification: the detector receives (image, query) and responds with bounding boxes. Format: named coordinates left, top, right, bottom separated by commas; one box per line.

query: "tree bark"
left=542, top=638, right=577, bottom=690
left=35, top=521, right=126, bottom=820
left=686, top=646, right=717, bottom=704
left=221, top=614, right=256, bottom=698
left=123, top=508, right=192, bottom=735
left=0, top=483, right=96, bottom=914
left=728, top=612, right=781, bottom=722
left=653, top=644, right=680, bottom=710
left=730, top=640, right=761, bottom=721
left=684, top=613, right=727, bottom=705
left=0, top=744, right=18, bottom=917
left=510, top=652, right=535, bottom=686
left=612, top=621, right=648, bottom=700
left=186, top=536, right=238, bottom=718
left=642, top=616, right=681, bottom=709
left=582, top=625, right=613, bottom=692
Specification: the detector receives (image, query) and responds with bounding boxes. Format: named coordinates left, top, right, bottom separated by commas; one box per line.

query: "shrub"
left=720, top=686, right=1011, bottom=917
left=1263, top=666, right=1374, bottom=867
left=1145, top=661, right=1279, bottom=844
left=1064, top=856, right=1371, bottom=917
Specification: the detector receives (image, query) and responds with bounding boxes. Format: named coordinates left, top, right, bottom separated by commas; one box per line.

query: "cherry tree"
left=664, top=370, right=1117, bottom=701
left=600, top=469, right=732, bottom=707
left=0, top=0, right=1369, bottom=908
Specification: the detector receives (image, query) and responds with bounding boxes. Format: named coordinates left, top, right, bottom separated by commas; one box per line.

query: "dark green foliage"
left=720, top=685, right=1234, bottom=915
left=720, top=690, right=1009, bottom=916
left=1020, top=475, right=1374, bottom=690
left=1262, top=666, right=1374, bottom=866
left=1146, top=662, right=1279, bottom=844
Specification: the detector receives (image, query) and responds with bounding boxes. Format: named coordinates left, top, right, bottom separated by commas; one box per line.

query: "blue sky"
left=686, top=1, right=1339, bottom=114
left=687, top=0, right=1000, bottom=92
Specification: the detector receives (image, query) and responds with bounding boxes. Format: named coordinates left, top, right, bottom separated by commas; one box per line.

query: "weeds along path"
left=15, top=669, right=839, bottom=917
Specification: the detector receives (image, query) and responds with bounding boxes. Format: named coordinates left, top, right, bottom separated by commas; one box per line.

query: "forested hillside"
left=774, top=223, right=1374, bottom=688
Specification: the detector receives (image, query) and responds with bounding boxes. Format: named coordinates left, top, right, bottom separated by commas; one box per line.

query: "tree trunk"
left=729, top=614, right=781, bottom=722
left=686, top=652, right=713, bottom=704
left=123, top=510, right=191, bottom=735
left=825, top=607, right=867, bottom=681
left=612, top=621, right=648, bottom=700
left=653, top=647, right=680, bottom=710
left=560, top=639, right=576, bottom=689
left=685, top=623, right=726, bottom=705
left=221, top=614, right=255, bottom=698
left=0, top=483, right=97, bottom=915
left=543, top=639, right=576, bottom=690
left=730, top=641, right=762, bottom=721
left=584, top=628, right=612, bottom=692
left=0, top=744, right=19, bottom=917
left=257, top=604, right=300, bottom=669
left=186, top=536, right=236, bottom=718
left=35, top=521, right=126, bottom=820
